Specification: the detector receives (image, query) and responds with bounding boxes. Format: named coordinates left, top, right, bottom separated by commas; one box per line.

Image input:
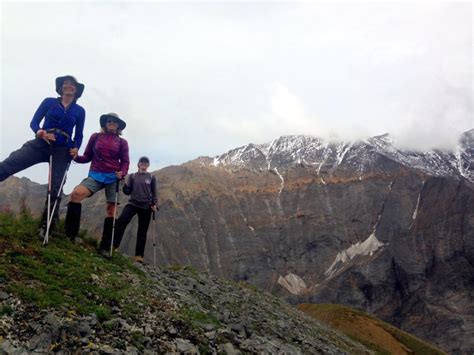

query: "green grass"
left=131, top=331, right=146, bottom=351
left=180, top=307, right=221, bottom=328
left=0, top=210, right=151, bottom=321
left=168, top=264, right=199, bottom=275
left=0, top=305, right=13, bottom=316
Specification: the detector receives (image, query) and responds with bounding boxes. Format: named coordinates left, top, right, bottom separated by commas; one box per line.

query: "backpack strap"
left=129, top=173, right=135, bottom=188
left=92, top=133, right=101, bottom=160
left=118, top=137, right=123, bottom=158
left=150, top=173, right=158, bottom=205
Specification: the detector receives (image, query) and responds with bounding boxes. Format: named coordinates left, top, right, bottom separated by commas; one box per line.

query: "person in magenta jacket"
left=65, top=113, right=129, bottom=244
left=0, top=75, right=85, bottom=236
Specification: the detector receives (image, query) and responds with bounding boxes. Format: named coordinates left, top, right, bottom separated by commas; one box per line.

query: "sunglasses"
left=63, top=80, right=77, bottom=87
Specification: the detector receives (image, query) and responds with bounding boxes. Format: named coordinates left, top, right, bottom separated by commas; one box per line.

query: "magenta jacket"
left=75, top=132, right=130, bottom=177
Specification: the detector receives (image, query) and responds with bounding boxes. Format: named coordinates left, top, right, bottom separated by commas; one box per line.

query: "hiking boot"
left=65, top=202, right=82, bottom=241
left=132, top=256, right=144, bottom=263
left=99, top=249, right=110, bottom=259
left=99, top=217, right=114, bottom=252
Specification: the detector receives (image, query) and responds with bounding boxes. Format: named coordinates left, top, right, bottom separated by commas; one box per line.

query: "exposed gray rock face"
left=0, top=177, right=45, bottom=215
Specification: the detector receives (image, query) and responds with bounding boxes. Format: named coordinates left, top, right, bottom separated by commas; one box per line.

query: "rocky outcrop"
left=0, top=265, right=368, bottom=354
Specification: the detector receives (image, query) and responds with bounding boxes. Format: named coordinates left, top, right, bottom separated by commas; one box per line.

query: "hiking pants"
left=114, top=204, right=152, bottom=257
left=0, top=138, right=70, bottom=225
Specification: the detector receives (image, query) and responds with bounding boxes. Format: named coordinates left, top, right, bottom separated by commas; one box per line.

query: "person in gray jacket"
left=104, top=156, right=158, bottom=261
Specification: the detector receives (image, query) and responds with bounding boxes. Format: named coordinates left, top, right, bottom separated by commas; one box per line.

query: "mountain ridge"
left=209, top=129, right=473, bottom=183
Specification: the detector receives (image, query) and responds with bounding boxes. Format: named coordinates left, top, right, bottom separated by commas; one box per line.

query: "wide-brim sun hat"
left=55, top=75, right=85, bottom=99
left=100, top=113, right=127, bottom=131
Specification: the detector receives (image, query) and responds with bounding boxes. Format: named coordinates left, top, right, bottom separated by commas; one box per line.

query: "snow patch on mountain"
left=334, top=142, right=352, bottom=171
left=278, top=273, right=308, bottom=295
left=274, top=168, right=284, bottom=195
left=323, top=233, right=386, bottom=279
left=412, top=192, right=421, bottom=220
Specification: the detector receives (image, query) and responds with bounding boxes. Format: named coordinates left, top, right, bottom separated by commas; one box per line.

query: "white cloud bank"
left=0, top=2, right=472, bottom=191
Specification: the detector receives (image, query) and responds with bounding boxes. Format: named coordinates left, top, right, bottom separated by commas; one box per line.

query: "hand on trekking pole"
left=69, top=148, right=78, bottom=159
left=36, top=129, right=56, bottom=144
left=151, top=204, right=158, bottom=211
left=115, top=171, right=124, bottom=180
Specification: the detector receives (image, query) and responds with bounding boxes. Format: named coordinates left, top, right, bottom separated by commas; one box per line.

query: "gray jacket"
left=123, top=172, right=157, bottom=209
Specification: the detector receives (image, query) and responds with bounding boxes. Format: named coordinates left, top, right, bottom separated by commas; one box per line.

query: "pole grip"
left=115, top=178, right=120, bottom=192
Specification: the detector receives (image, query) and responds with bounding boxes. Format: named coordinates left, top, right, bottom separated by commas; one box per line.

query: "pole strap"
left=46, top=128, right=70, bottom=141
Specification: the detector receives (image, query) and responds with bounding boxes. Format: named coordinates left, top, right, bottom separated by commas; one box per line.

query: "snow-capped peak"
left=211, top=131, right=474, bottom=183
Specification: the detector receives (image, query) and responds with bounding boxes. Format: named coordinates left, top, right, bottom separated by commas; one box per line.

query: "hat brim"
left=55, top=76, right=85, bottom=99
left=100, top=115, right=127, bottom=131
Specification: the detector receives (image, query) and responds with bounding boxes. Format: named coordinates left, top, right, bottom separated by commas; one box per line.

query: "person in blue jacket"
left=0, top=75, right=86, bottom=236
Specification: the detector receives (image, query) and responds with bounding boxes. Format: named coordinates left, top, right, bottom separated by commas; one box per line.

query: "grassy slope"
left=0, top=209, right=151, bottom=321
left=298, top=303, right=445, bottom=355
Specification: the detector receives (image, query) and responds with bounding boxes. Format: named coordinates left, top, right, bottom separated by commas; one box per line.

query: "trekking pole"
left=152, top=210, right=156, bottom=267
left=110, top=179, right=120, bottom=257
left=43, top=148, right=53, bottom=245
left=44, top=161, right=71, bottom=245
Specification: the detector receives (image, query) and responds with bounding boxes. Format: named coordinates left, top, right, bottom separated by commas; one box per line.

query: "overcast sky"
left=1, top=1, right=472, bottom=192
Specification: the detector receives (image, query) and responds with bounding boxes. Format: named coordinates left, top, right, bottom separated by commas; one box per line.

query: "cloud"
left=270, top=84, right=311, bottom=132
left=0, top=1, right=472, bottom=190
left=391, top=81, right=473, bottom=151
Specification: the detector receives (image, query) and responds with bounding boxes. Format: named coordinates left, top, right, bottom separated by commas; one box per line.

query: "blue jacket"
left=30, top=97, right=86, bottom=148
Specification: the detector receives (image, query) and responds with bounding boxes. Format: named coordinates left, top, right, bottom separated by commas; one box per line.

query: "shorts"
left=80, top=177, right=120, bottom=204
